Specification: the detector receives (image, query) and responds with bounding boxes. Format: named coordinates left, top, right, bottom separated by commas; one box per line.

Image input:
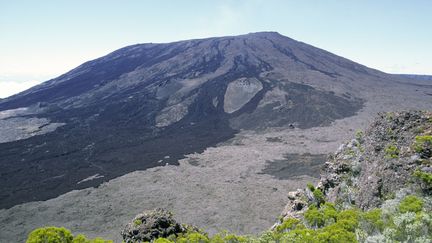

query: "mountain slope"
left=397, top=74, right=432, bottom=81
left=0, top=32, right=432, bottom=242
left=0, top=32, right=368, bottom=208
left=21, top=111, right=432, bottom=242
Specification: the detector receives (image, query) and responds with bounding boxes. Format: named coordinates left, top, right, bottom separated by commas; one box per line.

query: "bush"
left=26, top=227, right=74, bottom=243
left=177, top=232, right=209, bottom=243
left=304, top=203, right=337, bottom=228
left=355, top=130, right=364, bottom=143
left=399, top=195, right=423, bottom=213
left=336, top=209, right=359, bottom=232
left=385, top=144, right=399, bottom=158
left=133, top=219, right=142, bottom=226
left=275, top=218, right=301, bottom=233
left=413, top=135, right=432, bottom=158
left=360, top=209, right=384, bottom=233
left=87, top=237, right=112, bottom=243
left=219, top=233, right=249, bottom=243
left=72, top=234, right=88, bottom=243
left=305, top=205, right=325, bottom=228
left=307, top=183, right=315, bottom=192
left=154, top=238, right=174, bottom=243
left=312, top=188, right=325, bottom=207
left=279, top=228, right=317, bottom=242
left=413, top=170, right=432, bottom=190
left=317, top=224, right=357, bottom=242
left=26, top=226, right=112, bottom=243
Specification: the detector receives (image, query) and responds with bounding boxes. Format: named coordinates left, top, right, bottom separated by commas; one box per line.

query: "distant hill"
left=396, top=74, right=432, bottom=81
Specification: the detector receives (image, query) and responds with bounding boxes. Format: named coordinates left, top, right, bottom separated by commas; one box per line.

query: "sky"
left=1, top=0, right=431, bottom=98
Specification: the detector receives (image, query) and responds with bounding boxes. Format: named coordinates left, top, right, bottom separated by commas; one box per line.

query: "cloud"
left=383, top=63, right=432, bottom=75
left=0, top=80, right=43, bottom=99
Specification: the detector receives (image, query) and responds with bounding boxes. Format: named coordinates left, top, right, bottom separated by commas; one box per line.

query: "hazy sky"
left=1, top=0, right=431, bottom=98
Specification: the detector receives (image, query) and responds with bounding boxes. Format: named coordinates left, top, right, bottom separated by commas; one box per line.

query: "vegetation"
left=413, top=135, right=432, bottom=158
left=355, top=130, right=364, bottom=143
left=398, top=195, right=423, bottom=213
left=312, top=189, right=325, bottom=207
left=25, top=112, right=432, bottom=242
left=384, top=144, right=399, bottom=158
left=27, top=193, right=431, bottom=243
left=413, top=170, right=432, bottom=191
left=26, top=226, right=112, bottom=243
left=307, top=183, right=315, bottom=192
left=144, top=194, right=429, bottom=242
left=134, top=219, right=143, bottom=226
left=26, top=227, right=73, bottom=243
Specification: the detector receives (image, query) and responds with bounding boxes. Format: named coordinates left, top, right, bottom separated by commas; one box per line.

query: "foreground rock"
left=121, top=208, right=191, bottom=242
left=279, top=110, right=432, bottom=226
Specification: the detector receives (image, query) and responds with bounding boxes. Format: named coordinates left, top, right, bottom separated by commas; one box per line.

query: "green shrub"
left=305, top=205, right=325, bottom=228
left=26, top=226, right=112, bottom=243
left=317, top=224, right=357, bottom=242
left=313, top=188, right=325, bottom=207
left=275, top=218, right=301, bottom=233
left=389, top=211, right=432, bottom=242
left=336, top=209, right=359, bottom=232
left=26, top=227, right=73, bottom=243
left=304, top=203, right=340, bottom=229
left=72, top=234, right=88, bottom=243
left=322, top=203, right=338, bottom=225
left=220, top=233, right=249, bottom=243
left=209, top=231, right=254, bottom=243
left=177, top=232, right=209, bottom=243
left=414, top=126, right=425, bottom=134
left=154, top=238, right=174, bottom=243
left=413, top=135, right=432, bottom=158
left=256, top=231, right=278, bottom=242
left=399, top=195, right=423, bottom=213
left=413, top=170, right=432, bottom=189
left=355, top=130, right=364, bottom=143
left=385, top=144, right=399, bottom=158
left=279, top=228, right=317, bottom=242
left=133, top=219, right=142, bottom=226
left=346, top=148, right=356, bottom=157
left=88, top=238, right=112, bottom=243
left=307, top=183, right=315, bottom=192
left=382, top=191, right=396, bottom=200
left=386, top=112, right=395, bottom=121
left=360, top=208, right=384, bottom=233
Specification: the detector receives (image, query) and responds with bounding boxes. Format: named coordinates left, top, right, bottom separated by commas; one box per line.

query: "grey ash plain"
left=0, top=32, right=431, bottom=242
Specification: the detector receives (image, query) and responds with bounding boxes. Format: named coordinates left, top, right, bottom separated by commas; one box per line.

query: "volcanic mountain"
left=0, top=32, right=431, bottom=241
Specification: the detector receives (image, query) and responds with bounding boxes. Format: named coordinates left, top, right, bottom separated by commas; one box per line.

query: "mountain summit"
left=0, top=33, right=431, bottom=240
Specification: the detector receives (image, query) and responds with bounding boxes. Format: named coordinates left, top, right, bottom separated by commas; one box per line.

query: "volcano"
left=1, top=32, right=431, bottom=241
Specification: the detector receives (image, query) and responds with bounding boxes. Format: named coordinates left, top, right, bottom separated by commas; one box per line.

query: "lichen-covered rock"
left=278, top=111, right=432, bottom=223
left=327, top=111, right=432, bottom=209
left=280, top=189, right=308, bottom=220
left=121, top=208, right=187, bottom=243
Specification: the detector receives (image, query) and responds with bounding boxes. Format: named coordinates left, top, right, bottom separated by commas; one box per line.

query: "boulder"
left=121, top=208, right=186, bottom=242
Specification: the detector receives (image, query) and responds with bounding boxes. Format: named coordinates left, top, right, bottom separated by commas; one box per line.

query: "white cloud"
left=0, top=80, right=43, bottom=99
left=382, top=63, right=432, bottom=75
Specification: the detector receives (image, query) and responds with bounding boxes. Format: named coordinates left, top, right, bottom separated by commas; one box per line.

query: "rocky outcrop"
left=121, top=208, right=191, bottom=242
left=280, top=110, right=432, bottom=221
